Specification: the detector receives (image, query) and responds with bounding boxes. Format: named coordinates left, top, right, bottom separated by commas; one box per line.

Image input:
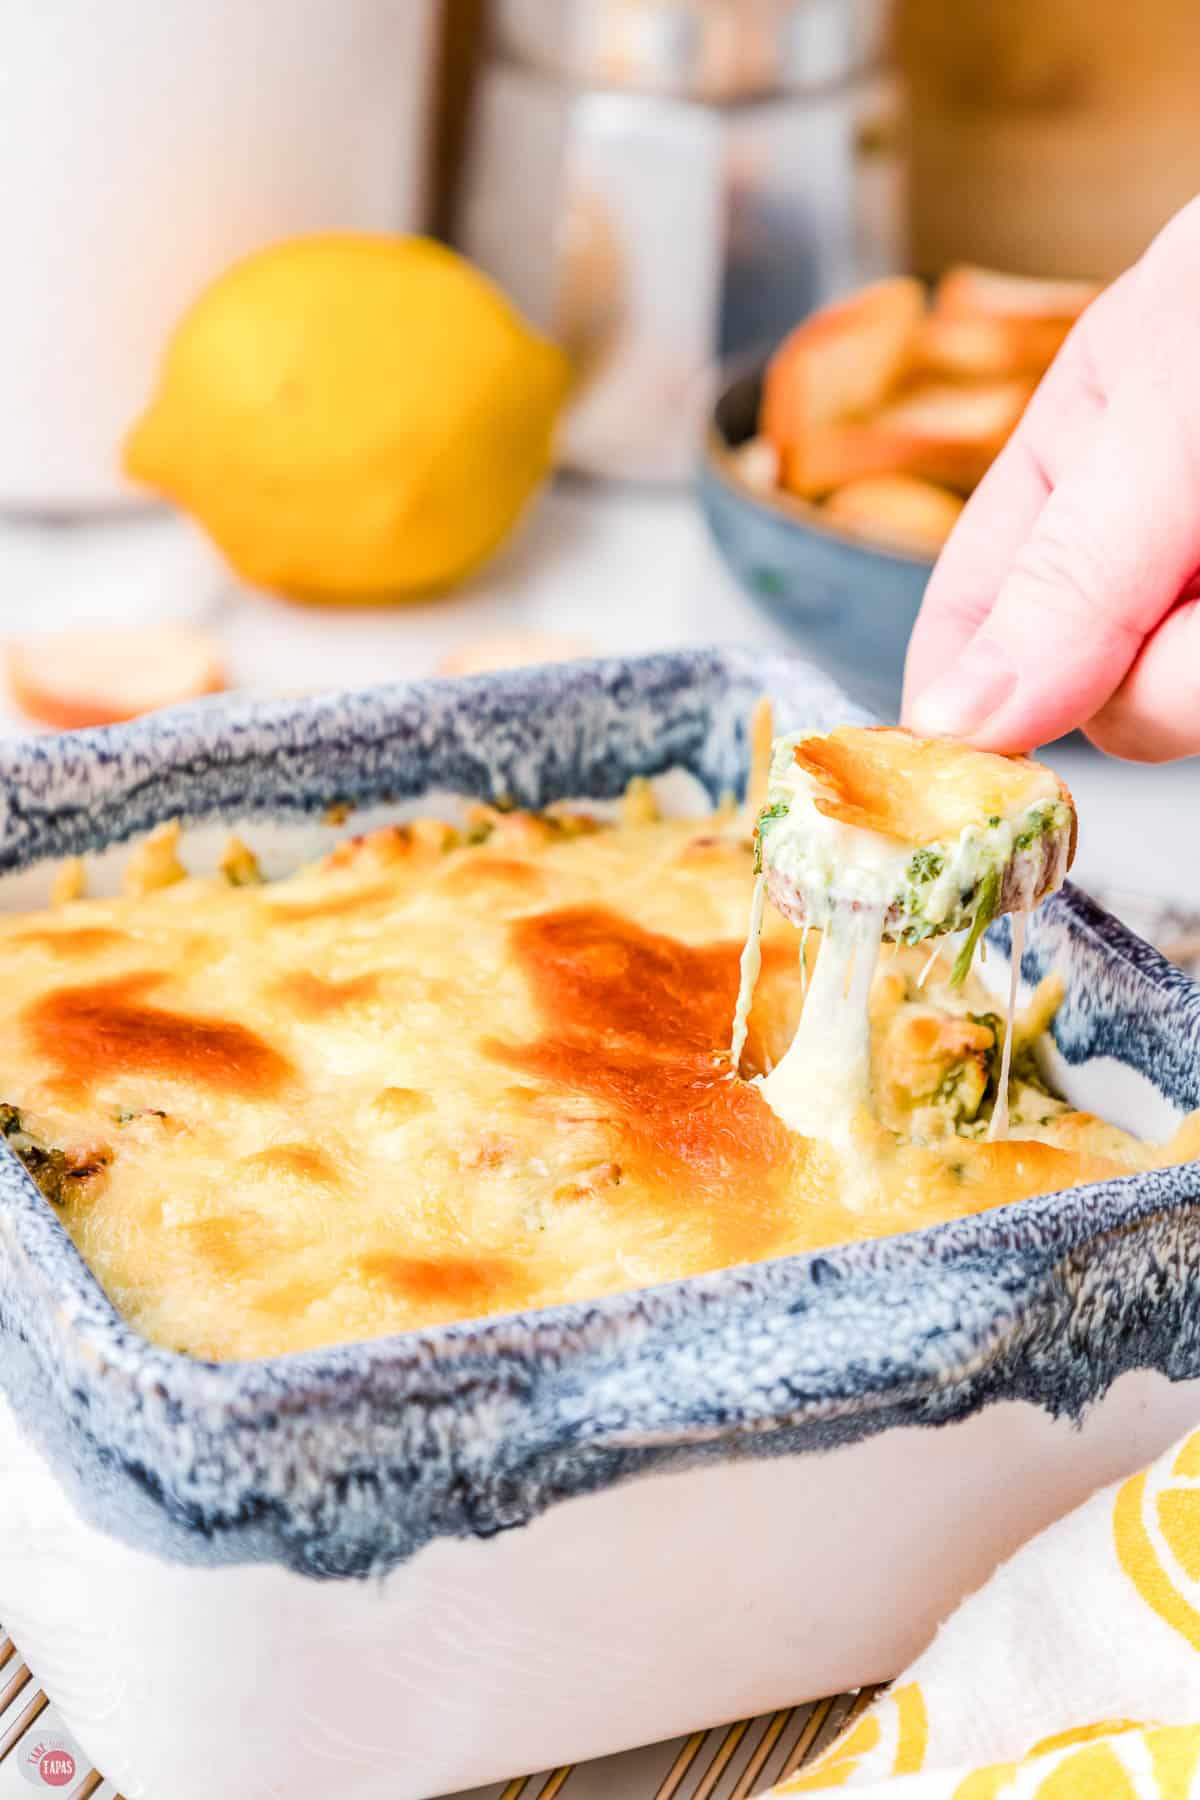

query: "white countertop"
left=1, top=480, right=1196, bottom=907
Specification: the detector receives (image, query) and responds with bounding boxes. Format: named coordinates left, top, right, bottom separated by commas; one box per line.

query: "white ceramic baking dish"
left=3, top=648, right=1200, bottom=1800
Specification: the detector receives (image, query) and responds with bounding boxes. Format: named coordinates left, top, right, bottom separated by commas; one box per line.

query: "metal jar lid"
left=490, top=0, right=889, bottom=101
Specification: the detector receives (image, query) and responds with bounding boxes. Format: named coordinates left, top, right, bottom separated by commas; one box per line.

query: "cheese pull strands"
left=987, top=912, right=1026, bottom=1143
left=918, top=937, right=943, bottom=990
left=728, top=696, right=780, bottom=1070
left=729, top=873, right=766, bottom=1072
left=756, top=900, right=885, bottom=1147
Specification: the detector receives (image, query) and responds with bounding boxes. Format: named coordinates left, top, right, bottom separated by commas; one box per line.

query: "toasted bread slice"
left=911, top=312, right=1070, bottom=382
left=791, top=728, right=1067, bottom=846
left=6, top=627, right=226, bottom=730
left=782, top=377, right=1035, bottom=498
left=824, top=474, right=964, bottom=554
left=757, top=726, right=1076, bottom=951
left=761, top=277, right=925, bottom=454
left=933, top=265, right=1101, bottom=325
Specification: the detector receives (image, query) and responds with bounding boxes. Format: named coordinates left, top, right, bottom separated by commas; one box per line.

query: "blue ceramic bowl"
left=698, top=360, right=934, bottom=720
left=2, top=647, right=1200, bottom=1799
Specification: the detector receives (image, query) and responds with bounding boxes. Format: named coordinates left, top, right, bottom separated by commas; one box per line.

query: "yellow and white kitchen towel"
left=769, top=1422, right=1200, bottom=1797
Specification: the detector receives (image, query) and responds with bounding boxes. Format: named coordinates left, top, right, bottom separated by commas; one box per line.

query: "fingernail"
left=907, top=639, right=1018, bottom=738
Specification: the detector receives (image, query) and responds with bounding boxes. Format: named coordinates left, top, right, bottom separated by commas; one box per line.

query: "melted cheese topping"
left=0, top=814, right=1186, bottom=1361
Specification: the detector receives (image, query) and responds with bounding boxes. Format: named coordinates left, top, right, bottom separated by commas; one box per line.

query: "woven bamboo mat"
left=3, top=887, right=1197, bottom=1799
left=448, top=1689, right=885, bottom=1800
left=0, top=1619, right=877, bottom=1799
left=0, top=1627, right=115, bottom=1798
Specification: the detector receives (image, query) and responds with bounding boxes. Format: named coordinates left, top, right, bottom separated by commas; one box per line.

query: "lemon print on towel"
left=950, top=1725, right=1200, bottom=1799
left=1114, top=1428, right=1200, bottom=1652
left=777, top=1683, right=927, bottom=1790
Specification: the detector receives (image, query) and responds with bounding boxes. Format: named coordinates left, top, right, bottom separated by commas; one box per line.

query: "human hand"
left=903, top=198, right=1200, bottom=760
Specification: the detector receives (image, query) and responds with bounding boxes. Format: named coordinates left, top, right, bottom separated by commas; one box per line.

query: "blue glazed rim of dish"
left=3, top=645, right=1200, bottom=1582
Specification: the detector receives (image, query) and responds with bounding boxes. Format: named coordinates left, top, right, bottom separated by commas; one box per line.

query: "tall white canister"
left=0, top=0, right=440, bottom=511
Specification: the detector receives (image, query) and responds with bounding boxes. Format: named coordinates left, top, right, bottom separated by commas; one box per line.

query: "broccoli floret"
left=906, top=847, right=945, bottom=884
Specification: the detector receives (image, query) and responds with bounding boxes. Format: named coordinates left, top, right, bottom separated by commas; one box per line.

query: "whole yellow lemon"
left=124, top=235, right=570, bottom=602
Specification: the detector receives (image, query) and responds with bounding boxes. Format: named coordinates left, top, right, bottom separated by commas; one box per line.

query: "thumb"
left=906, top=352, right=1200, bottom=752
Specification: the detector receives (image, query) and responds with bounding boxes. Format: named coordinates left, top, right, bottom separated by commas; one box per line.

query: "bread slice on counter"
left=5, top=627, right=226, bottom=729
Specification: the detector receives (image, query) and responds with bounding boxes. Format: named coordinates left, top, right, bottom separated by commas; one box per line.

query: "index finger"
left=901, top=279, right=1122, bottom=719
left=901, top=431, right=1051, bottom=715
